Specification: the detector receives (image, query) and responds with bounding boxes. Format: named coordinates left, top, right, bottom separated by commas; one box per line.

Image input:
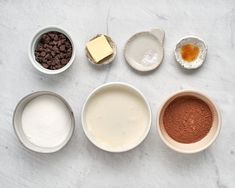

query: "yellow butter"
left=86, top=35, right=113, bottom=63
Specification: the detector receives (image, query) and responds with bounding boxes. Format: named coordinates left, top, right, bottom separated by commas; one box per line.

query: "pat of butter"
left=86, top=35, right=113, bottom=63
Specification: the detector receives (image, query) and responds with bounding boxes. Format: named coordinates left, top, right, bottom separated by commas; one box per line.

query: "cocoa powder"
left=163, top=96, right=213, bottom=143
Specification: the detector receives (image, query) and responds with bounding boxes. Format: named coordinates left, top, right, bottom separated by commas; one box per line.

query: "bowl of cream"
left=82, top=82, right=151, bottom=152
left=13, top=91, right=75, bottom=153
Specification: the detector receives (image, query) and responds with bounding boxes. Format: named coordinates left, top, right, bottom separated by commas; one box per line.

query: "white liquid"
left=21, top=95, right=72, bottom=148
left=84, top=86, right=150, bottom=150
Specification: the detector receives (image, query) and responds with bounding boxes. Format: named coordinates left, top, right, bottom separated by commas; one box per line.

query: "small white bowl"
left=81, top=82, right=152, bottom=152
left=174, top=36, right=207, bottom=69
left=13, top=91, right=75, bottom=153
left=124, top=29, right=164, bottom=72
left=157, top=90, right=221, bottom=154
left=29, top=26, right=76, bottom=74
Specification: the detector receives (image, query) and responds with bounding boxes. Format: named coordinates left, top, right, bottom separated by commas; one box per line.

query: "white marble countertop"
left=0, top=0, right=235, bottom=187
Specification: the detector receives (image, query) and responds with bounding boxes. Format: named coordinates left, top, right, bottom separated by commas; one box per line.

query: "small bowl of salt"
left=124, top=28, right=164, bottom=72
left=13, top=91, right=75, bottom=153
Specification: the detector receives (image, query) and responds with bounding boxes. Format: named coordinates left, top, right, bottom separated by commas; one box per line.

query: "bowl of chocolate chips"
left=29, top=26, right=75, bottom=74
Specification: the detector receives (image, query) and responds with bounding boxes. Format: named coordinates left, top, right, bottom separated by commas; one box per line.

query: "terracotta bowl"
left=157, top=90, right=221, bottom=154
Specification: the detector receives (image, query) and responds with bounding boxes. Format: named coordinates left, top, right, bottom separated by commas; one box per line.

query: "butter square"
left=86, top=35, right=113, bottom=63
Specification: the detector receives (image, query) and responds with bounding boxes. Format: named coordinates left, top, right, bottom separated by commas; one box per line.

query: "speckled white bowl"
left=157, top=90, right=221, bottom=154
left=174, top=36, right=207, bottom=69
left=29, top=26, right=76, bottom=75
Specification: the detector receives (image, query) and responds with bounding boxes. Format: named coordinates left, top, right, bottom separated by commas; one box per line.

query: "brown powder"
left=163, top=96, right=213, bottom=143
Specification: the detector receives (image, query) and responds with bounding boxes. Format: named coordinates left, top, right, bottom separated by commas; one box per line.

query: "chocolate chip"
left=35, top=52, right=40, bottom=56
left=52, top=41, right=57, bottom=45
left=60, top=45, right=65, bottom=51
left=40, top=52, right=46, bottom=57
left=48, top=45, right=53, bottom=50
left=55, top=59, right=60, bottom=65
left=55, top=55, right=60, bottom=59
left=65, top=42, right=71, bottom=48
left=48, top=33, right=55, bottom=39
left=66, top=52, right=72, bottom=58
left=57, top=40, right=62, bottom=46
left=54, top=35, right=59, bottom=41
left=45, top=48, right=51, bottom=53
left=62, top=53, right=67, bottom=59
left=61, top=59, right=67, bottom=65
left=42, top=34, right=47, bottom=40
left=37, top=47, right=43, bottom=52
left=55, top=65, right=61, bottom=69
left=42, top=63, right=49, bottom=68
left=51, top=51, right=55, bottom=57
left=47, top=61, right=52, bottom=65
left=45, top=54, right=50, bottom=59
left=42, top=34, right=50, bottom=43
left=61, top=39, right=66, bottom=44
left=59, top=34, right=66, bottom=39
left=51, top=61, right=56, bottom=66
left=42, top=58, right=47, bottom=63
left=52, top=46, right=57, bottom=51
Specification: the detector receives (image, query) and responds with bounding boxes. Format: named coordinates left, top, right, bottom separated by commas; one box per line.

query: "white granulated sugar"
left=140, top=50, right=158, bottom=66
left=21, top=95, right=72, bottom=148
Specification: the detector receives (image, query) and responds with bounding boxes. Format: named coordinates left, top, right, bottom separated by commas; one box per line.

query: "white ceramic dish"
left=157, top=90, right=221, bottom=154
left=81, top=82, right=152, bottom=152
left=13, top=91, right=75, bottom=153
left=85, top=34, right=117, bottom=65
left=29, top=26, right=76, bottom=74
left=174, top=36, right=207, bottom=69
left=124, top=28, right=164, bottom=72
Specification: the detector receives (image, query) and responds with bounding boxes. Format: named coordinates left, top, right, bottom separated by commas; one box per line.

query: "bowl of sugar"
left=13, top=91, right=75, bottom=153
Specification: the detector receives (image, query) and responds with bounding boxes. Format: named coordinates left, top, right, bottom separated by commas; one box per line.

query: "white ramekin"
left=124, top=29, right=164, bottom=72
left=157, top=90, right=221, bottom=154
left=81, top=82, right=152, bottom=152
left=29, top=26, right=76, bottom=74
left=13, top=91, right=75, bottom=153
